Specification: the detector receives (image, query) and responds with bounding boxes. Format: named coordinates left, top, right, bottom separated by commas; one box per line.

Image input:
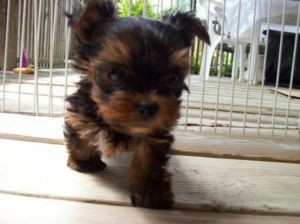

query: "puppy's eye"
left=109, top=71, right=124, bottom=84
left=109, top=73, right=121, bottom=81
left=166, top=74, right=179, bottom=86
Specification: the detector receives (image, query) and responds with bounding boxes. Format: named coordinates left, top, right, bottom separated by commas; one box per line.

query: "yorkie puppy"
left=64, top=0, right=209, bottom=209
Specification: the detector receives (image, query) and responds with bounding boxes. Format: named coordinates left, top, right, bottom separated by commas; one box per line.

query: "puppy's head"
left=68, top=0, right=210, bottom=136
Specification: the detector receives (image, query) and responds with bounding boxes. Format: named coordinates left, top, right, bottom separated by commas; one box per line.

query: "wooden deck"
left=1, top=69, right=300, bottom=138
left=0, top=113, right=299, bottom=223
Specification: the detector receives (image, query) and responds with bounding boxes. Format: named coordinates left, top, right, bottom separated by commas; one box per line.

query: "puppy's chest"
left=65, top=111, right=172, bottom=158
left=92, top=130, right=132, bottom=157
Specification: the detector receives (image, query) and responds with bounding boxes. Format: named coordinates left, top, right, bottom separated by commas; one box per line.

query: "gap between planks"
left=0, top=113, right=299, bottom=163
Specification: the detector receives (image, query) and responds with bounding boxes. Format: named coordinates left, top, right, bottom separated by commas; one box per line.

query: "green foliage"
left=209, top=64, right=232, bottom=77
left=177, top=0, right=190, bottom=11
left=118, top=0, right=156, bottom=18
left=117, top=0, right=191, bottom=19
left=191, top=58, right=201, bottom=74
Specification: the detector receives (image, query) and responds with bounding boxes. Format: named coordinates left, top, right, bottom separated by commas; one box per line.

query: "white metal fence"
left=0, top=0, right=300, bottom=139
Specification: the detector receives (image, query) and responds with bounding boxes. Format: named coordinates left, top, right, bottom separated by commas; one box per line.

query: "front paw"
left=131, top=189, right=174, bottom=209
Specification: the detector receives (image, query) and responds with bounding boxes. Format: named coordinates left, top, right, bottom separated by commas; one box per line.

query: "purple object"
left=21, top=48, right=29, bottom=68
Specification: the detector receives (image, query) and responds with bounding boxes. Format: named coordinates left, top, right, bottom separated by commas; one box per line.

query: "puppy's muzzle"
left=136, top=100, right=158, bottom=119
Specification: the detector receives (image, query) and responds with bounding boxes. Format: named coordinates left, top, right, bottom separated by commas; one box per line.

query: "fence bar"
left=243, top=0, right=258, bottom=135
left=49, top=0, right=59, bottom=116
left=56, top=1, right=61, bottom=59
left=184, top=0, right=197, bottom=130
left=17, top=0, right=22, bottom=57
left=199, top=0, right=211, bottom=131
left=160, top=0, right=163, bottom=19
left=30, top=0, right=34, bottom=58
left=128, top=0, right=131, bottom=16
left=156, top=0, right=159, bottom=18
left=64, top=0, right=73, bottom=111
left=229, top=0, right=242, bottom=133
left=25, top=0, right=30, bottom=57
left=39, top=1, right=44, bottom=63
left=33, top=0, right=38, bottom=114
left=43, top=1, right=49, bottom=60
left=55, top=0, right=59, bottom=59
left=1, top=0, right=11, bottom=112
left=33, top=0, right=43, bottom=115
left=184, top=54, right=192, bottom=130
left=214, top=0, right=227, bottom=132
left=48, top=0, right=53, bottom=114
left=59, top=1, right=65, bottom=59
left=271, top=0, right=287, bottom=136
left=257, top=0, right=273, bottom=136
left=18, top=0, right=28, bottom=113
left=284, top=2, right=300, bottom=136
left=46, top=1, right=51, bottom=61
left=143, top=0, right=147, bottom=17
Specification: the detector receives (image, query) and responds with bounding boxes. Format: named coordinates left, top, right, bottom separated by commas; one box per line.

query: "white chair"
left=198, top=0, right=299, bottom=84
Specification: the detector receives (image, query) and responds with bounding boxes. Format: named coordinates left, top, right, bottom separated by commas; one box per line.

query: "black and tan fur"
left=64, top=0, right=209, bottom=209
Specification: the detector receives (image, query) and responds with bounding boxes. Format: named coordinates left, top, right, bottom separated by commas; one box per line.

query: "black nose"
left=136, top=100, right=158, bottom=119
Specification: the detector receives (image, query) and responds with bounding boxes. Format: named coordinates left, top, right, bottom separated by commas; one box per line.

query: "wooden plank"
left=0, top=113, right=64, bottom=140
left=179, top=107, right=299, bottom=127
left=268, top=88, right=300, bottom=100
left=176, top=124, right=300, bottom=141
left=182, top=100, right=300, bottom=117
left=172, top=130, right=300, bottom=163
left=1, top=139, right=300, bottom=215
left=186, top=77, right=300, bottom=108
left=1, top=194, right=300, bottom=224
left=0, top=113, right=299, bottom=163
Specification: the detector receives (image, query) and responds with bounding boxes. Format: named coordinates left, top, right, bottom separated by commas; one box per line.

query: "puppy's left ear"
left=67, top=0, right=116, bottom=44
left=163, top=11, right=210, bottom=46
left=66, top=0, right=116, bottom=72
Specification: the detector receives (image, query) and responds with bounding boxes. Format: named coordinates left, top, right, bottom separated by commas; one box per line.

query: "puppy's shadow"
left=168, top=156, right=212, bottom=211
left=87, top=153, right=132, bottom=199
left=85, top=152, right=210, bottom=210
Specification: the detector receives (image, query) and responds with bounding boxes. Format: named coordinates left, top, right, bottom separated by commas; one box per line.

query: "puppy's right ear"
left=162, top=11, right=210, bottom=47
left=67, top=0, right=116, bottom=44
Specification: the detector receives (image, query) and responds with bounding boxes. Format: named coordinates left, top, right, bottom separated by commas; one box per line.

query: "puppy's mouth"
left=110, top=123, right=158, bottom=137
left=91, top=90, right=180, bottom=136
